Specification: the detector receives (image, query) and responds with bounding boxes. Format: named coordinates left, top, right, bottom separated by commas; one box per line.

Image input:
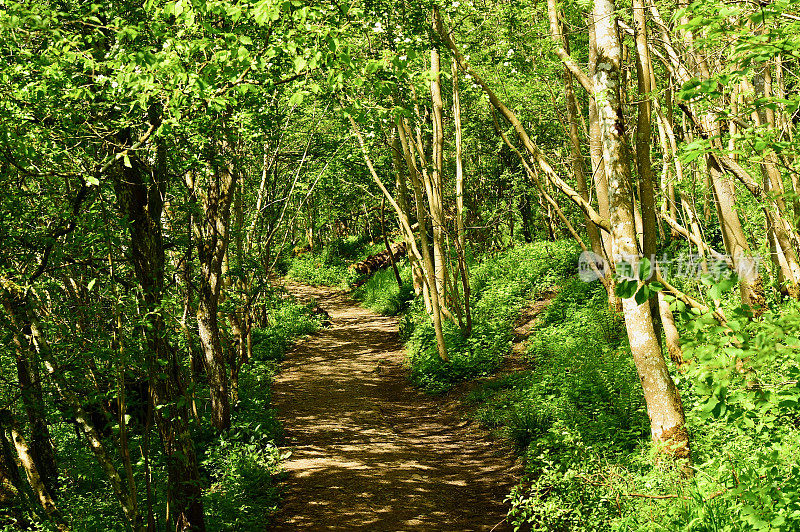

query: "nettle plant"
left=616, top=259, right=800, bottom=430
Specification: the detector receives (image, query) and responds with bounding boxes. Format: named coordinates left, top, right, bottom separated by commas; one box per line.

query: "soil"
left=271, top=281, right=520, bottom=531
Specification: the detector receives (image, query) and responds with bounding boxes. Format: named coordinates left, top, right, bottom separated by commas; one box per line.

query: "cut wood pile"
left=350, top=242, right=407, bottom=276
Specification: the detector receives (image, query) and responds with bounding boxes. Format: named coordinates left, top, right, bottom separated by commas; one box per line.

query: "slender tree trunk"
left=651, top=1, right=766, bottom=310
left=0, top=421, right=24, bottom=507
left=587, top=11, right=621, bottom=311
left=115, top=133, right=205, bottom=530
left=397, top=118, right=450, bottom=361
left=452, top=58, right=472, bottom=335
left=187, top=144, right=237, bottom=431
left=390, top=133, right=426, bottom=297
left=429, top=30, right=450, bottom=321
left=0, top=281, right=142, bottom=529
left=593, top=0, right=691, bottom=469
left=548, top=0, right=604, bottom=259
left=380, top=197, right=403, bottom=289
left=633, top=0, right=657, bottom=267
left=9, top=332, right=57, bottom=497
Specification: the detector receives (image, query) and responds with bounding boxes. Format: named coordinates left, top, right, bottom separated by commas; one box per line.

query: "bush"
left=200, top=294, right=323, bottom=529
left=503, top=270, right=800, bottom=531
left=251, top=296, right=321, bottom=362
left=203, top=439, right=284, bottom=531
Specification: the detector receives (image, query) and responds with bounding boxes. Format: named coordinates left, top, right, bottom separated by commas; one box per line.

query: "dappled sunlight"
left=273, top=282, right=517, bottom=531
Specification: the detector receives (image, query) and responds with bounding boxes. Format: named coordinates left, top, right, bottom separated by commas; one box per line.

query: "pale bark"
left=349, top=116, right=448, bottom=360
left=380, top=197, right=403, bottom=289
left=433, top=13, right=610, bottom=234
left=452, top=58, right=472, bottom=335
left=429, top=38, right=450, bottom=320
left=390, top=133, right=426, bottom=298
left=650, top=2, right=766, bottom=310
left=396, top=119, right=450, bottom=361
left=658, top=292, right=684, bottom=368
left=592, top=0, right=691, bottom=468
left=550, top=7, right=605, bottom=260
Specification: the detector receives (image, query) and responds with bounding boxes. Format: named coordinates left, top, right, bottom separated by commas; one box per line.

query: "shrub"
left=203, top=439, right=285, bottom=531
left=251, top=297, right=321, bottom=362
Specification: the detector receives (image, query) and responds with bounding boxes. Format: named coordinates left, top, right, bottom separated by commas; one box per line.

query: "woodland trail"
left=271, top=281, right=519, bottom=531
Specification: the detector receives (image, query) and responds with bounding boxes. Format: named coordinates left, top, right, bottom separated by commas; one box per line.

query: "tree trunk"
left=397, top=118, right=450, bottom=361
left=592, top=0, right=691, bottom=469
left=380, top=197, right=403, bottom=289
left=115, top=135, right=205, bottom=530
left=187, top=143, right=237, bottom=432
left=428, top=31, right=450, bottom=322
left=6, top=320, right=58, bottom=498
left=452, top=57, right=472, bottom=336
left=8, top=417, right=61, bottom=522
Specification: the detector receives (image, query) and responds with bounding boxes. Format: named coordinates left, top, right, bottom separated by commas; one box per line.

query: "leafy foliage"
left=353, top=262, right=416, bottom=316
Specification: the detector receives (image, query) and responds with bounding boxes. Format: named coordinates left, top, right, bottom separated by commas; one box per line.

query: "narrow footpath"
left=271, top=282, right=519, bottom=531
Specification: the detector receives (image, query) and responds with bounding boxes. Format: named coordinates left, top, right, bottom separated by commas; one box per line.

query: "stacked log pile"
left=351, top=242, right=407, bottom=276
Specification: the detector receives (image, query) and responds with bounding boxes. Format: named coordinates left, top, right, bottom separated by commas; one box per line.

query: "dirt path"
left=271, top=282, right=519, bottom=531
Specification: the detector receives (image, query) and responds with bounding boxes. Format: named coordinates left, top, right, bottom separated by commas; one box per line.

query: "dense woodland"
left=2, top=0, right=800, bottom=529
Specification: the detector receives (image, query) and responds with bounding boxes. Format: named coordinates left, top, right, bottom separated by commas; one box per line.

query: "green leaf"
left=638, top=257, right=651, bottom=280
left=649, top=281, right=665, bottom=292
left=634, top=285, right=651, bottom=305
left=709, top=284, right=721, bottom=300
left=294, top=56, right=307, bottom=74
left=615, top=279, right=638, bottom=299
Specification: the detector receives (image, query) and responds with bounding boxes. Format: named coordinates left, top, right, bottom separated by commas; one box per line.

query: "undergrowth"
left=201, top=293, right=321, bottom=529
left=403, top=240, right=578, bottom=393
left=352, top=262, right=415, bottom=316
left=478, top=274, right=800, bottom=531
left=286, top=235, right=384, bottom=288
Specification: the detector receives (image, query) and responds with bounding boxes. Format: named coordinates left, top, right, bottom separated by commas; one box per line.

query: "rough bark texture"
left=592, top=0, right=691, bottom=468
left=188, top=146, right=237, bottom=432
left=115, top=141, right=206, bottom=530
left=3, top=299, right=58, bottom=499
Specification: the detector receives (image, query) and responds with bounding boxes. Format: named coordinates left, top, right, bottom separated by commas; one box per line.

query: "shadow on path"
left=271, top=282, right=519, bottom=531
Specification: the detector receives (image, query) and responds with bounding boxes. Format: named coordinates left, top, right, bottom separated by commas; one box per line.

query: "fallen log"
left=350, top=242, right=407, bottom=276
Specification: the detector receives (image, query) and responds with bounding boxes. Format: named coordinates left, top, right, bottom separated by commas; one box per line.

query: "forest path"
left=271, top=281, right=518, bottom=531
